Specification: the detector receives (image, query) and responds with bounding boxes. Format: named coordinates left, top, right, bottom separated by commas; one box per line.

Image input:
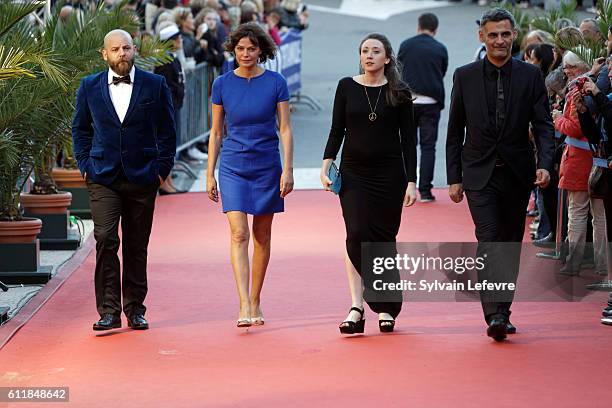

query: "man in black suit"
left=73, top=29, right=176, bottom=331
left=446, top=9, right=555, bottom=342
left=398, top=13, right=448, bottom=202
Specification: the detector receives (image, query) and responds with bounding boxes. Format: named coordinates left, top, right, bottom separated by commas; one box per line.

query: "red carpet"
left=0, top=190, right=610, bottom=407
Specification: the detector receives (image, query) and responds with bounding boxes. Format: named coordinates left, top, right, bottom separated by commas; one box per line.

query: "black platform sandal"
left=379, top=318, right=395, bottom=333
left=339, top=307, right=365, bottom=334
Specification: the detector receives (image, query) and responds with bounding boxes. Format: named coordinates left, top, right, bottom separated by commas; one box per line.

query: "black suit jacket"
left=446, top=58, right=555, bottom=190
left=72, top=67, right=176, bottom=186
left=397, top=34, right=448, bottom=108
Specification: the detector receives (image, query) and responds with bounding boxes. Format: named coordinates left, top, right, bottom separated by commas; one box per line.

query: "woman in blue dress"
left=206, top=23, right=294, bottom=328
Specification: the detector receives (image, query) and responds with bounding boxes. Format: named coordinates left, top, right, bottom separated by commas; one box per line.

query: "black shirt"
left=483, top=57, right=512, bottom=132
left=323, top=77, right=417, bottom=182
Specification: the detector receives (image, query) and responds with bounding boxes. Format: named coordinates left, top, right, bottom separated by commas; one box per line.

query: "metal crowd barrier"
left=173, top=62, right=215, bottom=179
left=176, top=62, right=213, bottom=154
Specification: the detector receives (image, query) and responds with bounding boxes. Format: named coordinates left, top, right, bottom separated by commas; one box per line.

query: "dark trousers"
left=465, top=165, right=531, bottom=322
left=540, top=168, right=559, bottom=238
left=414, top=104, right=441, bottom=195
left=86, top=175, right=159, bottom=318
left=536, top=188, right=551, bottom=237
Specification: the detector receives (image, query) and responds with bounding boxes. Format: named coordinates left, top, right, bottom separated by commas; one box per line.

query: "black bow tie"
left=111, top=75, right=131, bottom=85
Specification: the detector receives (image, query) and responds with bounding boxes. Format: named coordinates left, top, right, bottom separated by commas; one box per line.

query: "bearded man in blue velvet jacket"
left=72, top=29, right=176, bottom=332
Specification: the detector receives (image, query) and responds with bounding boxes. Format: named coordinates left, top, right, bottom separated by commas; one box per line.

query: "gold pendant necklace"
left=364, top=85, right=383, bottom=122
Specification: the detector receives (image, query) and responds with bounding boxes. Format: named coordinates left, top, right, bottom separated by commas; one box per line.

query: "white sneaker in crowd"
left=188, top=146, right=208, bottom=161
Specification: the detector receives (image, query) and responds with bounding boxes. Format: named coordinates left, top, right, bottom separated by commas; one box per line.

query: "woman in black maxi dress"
left=321, top=33, right=417, bottom=334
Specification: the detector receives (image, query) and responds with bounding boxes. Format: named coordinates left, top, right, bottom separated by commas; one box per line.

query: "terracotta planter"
left=52, top=167, right=86, bottom=188
left=20, top=191, right=72, bottom=215
left=0, top=218, right=42, bottom=244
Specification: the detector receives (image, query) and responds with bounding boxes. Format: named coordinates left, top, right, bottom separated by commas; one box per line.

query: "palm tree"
left=0, top=1, right=67, bottom=84
left=530, top=1, right=578, bottom=36
left=0, top=0, right=68, bottom=220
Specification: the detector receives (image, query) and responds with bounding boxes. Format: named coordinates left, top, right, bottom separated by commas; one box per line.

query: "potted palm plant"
left=0, top=0, right=65, bottom=281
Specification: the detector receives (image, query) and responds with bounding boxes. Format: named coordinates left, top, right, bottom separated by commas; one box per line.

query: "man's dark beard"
left=109, top=58, right=134, bottom=76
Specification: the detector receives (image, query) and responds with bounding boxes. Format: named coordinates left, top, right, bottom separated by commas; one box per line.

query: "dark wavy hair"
left=224, top=23, right=276, bottom=63
left=532, top=43, right=555, bottom=76
left=358, top=33, right=411, bottom=106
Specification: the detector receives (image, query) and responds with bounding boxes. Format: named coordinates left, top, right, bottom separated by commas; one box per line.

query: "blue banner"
left=278, top=30, right=302, bottom=94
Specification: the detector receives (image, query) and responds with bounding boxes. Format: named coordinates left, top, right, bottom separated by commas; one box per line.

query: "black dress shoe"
left=506, top=321, right=517, bottom=334
left=127, top=314, right=149, bottom=330
left=93, top=314, right=121, bottom=331
left=487, top=315, right=508, bottom=342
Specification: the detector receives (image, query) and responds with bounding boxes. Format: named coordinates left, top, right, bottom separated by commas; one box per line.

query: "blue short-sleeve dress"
left=211, top=69, right=290, bottom=214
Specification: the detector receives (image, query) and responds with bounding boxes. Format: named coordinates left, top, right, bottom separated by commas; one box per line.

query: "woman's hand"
left=320, top=160, right=332, bottom=191
left=552, top=109, right=562, bottom=121
left=280, top=169, right=294, bottom=198
left=207, top=176, right=219, bottom=202
left=403, top=182, right=417, bottom=207
left=321, top=174, right=332, bottom=191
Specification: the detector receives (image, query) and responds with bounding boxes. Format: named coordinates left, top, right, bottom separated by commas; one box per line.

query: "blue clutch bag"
left=328, top=162, right=342, bottom=195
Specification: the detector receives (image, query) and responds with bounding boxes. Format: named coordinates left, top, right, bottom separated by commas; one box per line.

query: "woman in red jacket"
left=552, top=51, right=608, bottom=276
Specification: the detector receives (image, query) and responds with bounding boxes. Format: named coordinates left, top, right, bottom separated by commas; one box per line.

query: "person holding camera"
left=573, top=61, right=612, bottom=324
left=553, top=52, right=609, bottom=276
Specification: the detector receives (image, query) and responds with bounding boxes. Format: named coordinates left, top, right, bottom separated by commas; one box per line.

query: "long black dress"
left=323, top=77, right=417, bottom=317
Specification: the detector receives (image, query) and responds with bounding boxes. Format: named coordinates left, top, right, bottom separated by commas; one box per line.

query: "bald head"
left=102, top=30, right=136, bottom=76
left=103, top=29, right=133, bottom=50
